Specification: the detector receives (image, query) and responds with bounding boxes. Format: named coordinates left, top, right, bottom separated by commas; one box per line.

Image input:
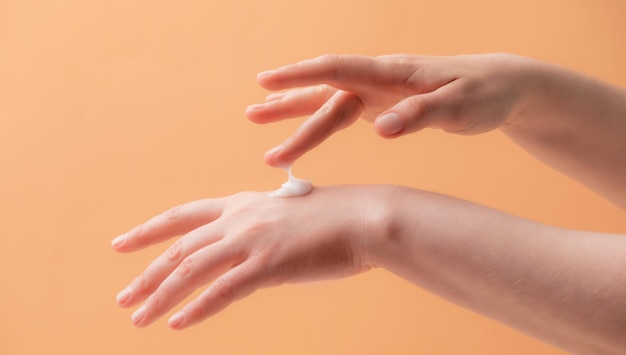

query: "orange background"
left=1, top=1, right=625, bottom=354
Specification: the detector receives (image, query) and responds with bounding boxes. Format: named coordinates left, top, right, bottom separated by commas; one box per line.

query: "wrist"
left=496, top=55, right=542, bottom=131
left=500, top=56, right=560, bottom=133
left=358, top=185, right=415, bottom=270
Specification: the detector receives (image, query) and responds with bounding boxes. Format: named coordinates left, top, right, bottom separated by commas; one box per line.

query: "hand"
left=112, top=186, right=393, bottom=329
left=246, top=53, right=531, bottom=167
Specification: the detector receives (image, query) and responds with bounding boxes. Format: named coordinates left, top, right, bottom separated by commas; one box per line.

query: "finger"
left=130, top=240, right=243, bottom=327
left=374, top=81, right=459, bottom=138
left=168, top=260, right=262, bottom=330
left=264, top=90, right=363, bottom=167
left=265, top=92, right=285, bottom=102
left=112, top=198, right=226, bottom=253
left=116, top=222, right=225, bottom=308
left=258, top=54, right=385, bottom=92
left=245, top=85, right=336, bottom=124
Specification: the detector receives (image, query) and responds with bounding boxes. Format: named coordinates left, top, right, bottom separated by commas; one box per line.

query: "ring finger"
left=117, top=221, right=226, bottom=308
left=246, top=85, right=337, bottom=124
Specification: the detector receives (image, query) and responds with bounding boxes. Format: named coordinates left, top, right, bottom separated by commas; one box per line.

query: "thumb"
left=374, top=91, right=448, bottom=138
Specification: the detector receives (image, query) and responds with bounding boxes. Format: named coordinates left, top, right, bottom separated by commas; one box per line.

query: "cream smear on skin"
left=269, top=165, right=313, bottom=197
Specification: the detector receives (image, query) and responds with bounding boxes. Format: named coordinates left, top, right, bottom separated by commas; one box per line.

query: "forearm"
left=502, top=58, right=626, bottom=208
left=370, top=187, right=626, bottom=354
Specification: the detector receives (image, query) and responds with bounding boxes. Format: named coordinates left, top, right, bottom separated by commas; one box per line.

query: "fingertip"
left=168, top=311, right=186, bottom=330
left=111, top=233, right=127, bottom=250
left=257, top=69, right=280, bottom=90
left=245, top=104, right=265, bottom=121
left=264, top=145, right=287, bottom=167
left=256, top=70, right=274, bottom=80
left=265, top=92, right=285, bottom=102
left=131, top=305, right=147, bottom=327
left=116, top=286, right=132, bottom=306
left=374, top=112, right=404, bottom=137
left=264, top=153, right=283, bottom=168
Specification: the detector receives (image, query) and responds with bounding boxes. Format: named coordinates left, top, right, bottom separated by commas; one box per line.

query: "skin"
left=113, top=53, right=626, bottom=354
left=248, top=53, right=626, bottom=208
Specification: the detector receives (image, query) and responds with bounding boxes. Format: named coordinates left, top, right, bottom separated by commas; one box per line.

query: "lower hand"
left=112, top=185, right=394, bottom=329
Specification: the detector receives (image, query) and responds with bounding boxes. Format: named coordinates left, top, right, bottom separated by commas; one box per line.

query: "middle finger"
left=246, top=85, right=337, bottom=124
left=131, top=239, right=244, bottom=327
left=117, top=221, right=225, bottom=308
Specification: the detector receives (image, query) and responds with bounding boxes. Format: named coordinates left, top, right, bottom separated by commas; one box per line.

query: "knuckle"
left=177, top=256, right=195, bottom=278
left=164, top=203, right=186, bottom=222
left=240, top=219, right=270, bottom=236
left=212, top=278, right=234, bottom=300
left=440, top=89, right=474, bottom=133
left=229, top=191, right=256, bottom=205
left=166, top=239, right=183, bottom=262
left=319, top=53, right=340, bottom=63
left=138, top=272, right=148, bottom=289
left=146, top=292, right=162, bottom=311
left=225, top=211, right=271, bottom=239
left=224, top=192, right=263, bottom=216
left=318, top=100, right=334, bottom=116
left=313, top=84, right=333, bottom=98
left=132, top=272, right=149, bottom=294
left=128, top=223, right=145, bottom=243
left=316, top=84, right=329, bottom=93
left=190, top=292, right=219, bottom=322
left=402, top=97, right=430, bottom=129
left=188, top=302, right=206, bottom=321
left=318, top=53, right=342, bottom=80
left=389, top=54, right=417, bottom=75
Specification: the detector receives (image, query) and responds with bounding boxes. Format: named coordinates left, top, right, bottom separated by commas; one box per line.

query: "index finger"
left=258, top=54, right=384, bottom=92
left=264, top=90, right=363, bottom=167
left=112, top=198, right=226, bottom=253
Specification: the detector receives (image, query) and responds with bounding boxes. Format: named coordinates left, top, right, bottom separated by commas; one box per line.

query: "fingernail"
left=376, top=113, right=403, bottom=135
left=168, top=311, right=185, bottom=328
left=257, top=70, right=274, bottom=79
left=111, top=234, right=127, bottom=248
left=265, top=145, right=283, bottom=157
left=116, top=286, right=132, bottom=304
left=266, top=92, right=285, bottom=102
left=131, top=305, right=146, bottom=326
left=245, top=104, right=265, bottom=115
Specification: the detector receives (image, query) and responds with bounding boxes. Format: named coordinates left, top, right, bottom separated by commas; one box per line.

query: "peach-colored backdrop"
left=1, top=1, right=625, bottom=354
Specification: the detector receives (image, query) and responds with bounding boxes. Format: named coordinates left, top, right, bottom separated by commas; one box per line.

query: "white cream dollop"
left=269, top=166, right=313, bottom=197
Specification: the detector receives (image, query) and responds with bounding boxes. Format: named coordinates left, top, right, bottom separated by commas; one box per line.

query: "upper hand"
left=246, top=53, right=530, bottom=167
